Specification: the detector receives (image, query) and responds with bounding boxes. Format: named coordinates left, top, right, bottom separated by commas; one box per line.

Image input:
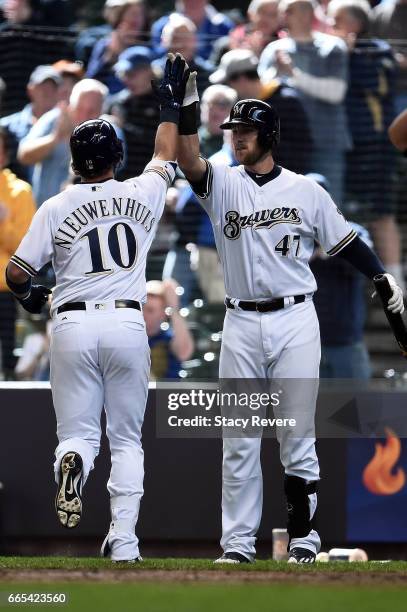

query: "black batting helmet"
left=70, top=119, right=124, bottom=178
left=220, top=99, right=280, bottom=149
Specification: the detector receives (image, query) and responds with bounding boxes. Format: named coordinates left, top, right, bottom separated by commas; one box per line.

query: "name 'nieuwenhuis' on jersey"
left=54, top=197, right=155, bottom=250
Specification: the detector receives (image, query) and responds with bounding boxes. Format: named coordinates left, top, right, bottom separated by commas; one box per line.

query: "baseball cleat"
left=100, top=531, right=142, bottom=563
left=214, top=552, right=253, bottom=564
left=288, top=547, right=316, bottom=564
left=55, top=452, right=83, bottom=529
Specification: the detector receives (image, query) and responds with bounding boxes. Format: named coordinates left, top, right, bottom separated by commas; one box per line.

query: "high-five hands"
left=167, top=52, right=199, bottom=107
left=151, top=54, right=190, bottom=114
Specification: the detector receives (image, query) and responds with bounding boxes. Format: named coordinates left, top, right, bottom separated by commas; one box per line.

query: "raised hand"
left=167, top=52, right=199, bottom=107
left=151, top=54, right=190, bottom=114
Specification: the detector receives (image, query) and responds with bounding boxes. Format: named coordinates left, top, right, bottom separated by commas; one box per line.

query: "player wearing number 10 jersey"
left=10, top=169, right=170, bottom=314
left=5, top=55, right=190, bottom=561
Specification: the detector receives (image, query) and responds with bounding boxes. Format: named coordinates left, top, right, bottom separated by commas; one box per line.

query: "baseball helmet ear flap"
left=257, top=114, right=280, bottom=150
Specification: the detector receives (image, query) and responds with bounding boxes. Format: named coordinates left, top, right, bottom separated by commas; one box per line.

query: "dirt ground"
left=2, top=569, right=407, bottom=585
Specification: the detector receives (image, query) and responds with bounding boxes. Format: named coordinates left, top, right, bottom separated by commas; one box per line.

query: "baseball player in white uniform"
left=176, top=65, right=404, bottom=563
left=5, top=55, right=190, bottom=562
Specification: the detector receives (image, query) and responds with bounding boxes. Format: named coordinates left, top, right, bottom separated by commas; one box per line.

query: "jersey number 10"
left=81, top=223, right=138, bottom=275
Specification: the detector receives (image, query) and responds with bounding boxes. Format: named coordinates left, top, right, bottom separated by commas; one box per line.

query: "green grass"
left=1, top=582, right=407, bottom=612
left=2, top=558, right=407, bottom=612
left=1, top=556, right=407, bottom=573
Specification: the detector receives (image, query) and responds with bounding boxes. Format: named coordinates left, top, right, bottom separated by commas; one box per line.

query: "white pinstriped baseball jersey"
left=11, top=164, right=175, bottom=314
left=193, top=163, right=356, bottom=300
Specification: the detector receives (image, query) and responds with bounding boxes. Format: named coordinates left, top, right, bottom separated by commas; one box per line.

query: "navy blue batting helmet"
left=220, top=98, right=280, bottom=149
left=70, top=119, right=124, bottom=178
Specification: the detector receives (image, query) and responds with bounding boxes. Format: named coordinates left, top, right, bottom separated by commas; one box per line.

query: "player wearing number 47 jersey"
left=5, top=55, right=190, bottom=562
left=176, top=55, right=404, bottom=564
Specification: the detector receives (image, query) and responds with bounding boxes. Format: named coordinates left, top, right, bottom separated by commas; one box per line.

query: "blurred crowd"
left=0, top=0, right=406, bottom=380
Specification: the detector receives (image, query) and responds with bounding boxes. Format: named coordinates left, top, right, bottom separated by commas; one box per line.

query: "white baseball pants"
left=219, top=299, right=321, bottom=559
left=50, top=302, right=150, bottom=555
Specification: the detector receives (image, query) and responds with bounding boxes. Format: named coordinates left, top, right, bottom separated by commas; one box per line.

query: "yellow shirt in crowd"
left=0, top=169, right=36, bottom=292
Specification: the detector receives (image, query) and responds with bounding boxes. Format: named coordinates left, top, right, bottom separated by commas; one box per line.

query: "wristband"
left=160, top=105, right=180, bottom=125
left=179, top=102, right=198, bottom=136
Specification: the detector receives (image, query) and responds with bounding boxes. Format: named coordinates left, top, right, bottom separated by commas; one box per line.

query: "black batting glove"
left=151, top=54, right=190, bottom=124
left=18, top=285, right=52, bottom=314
